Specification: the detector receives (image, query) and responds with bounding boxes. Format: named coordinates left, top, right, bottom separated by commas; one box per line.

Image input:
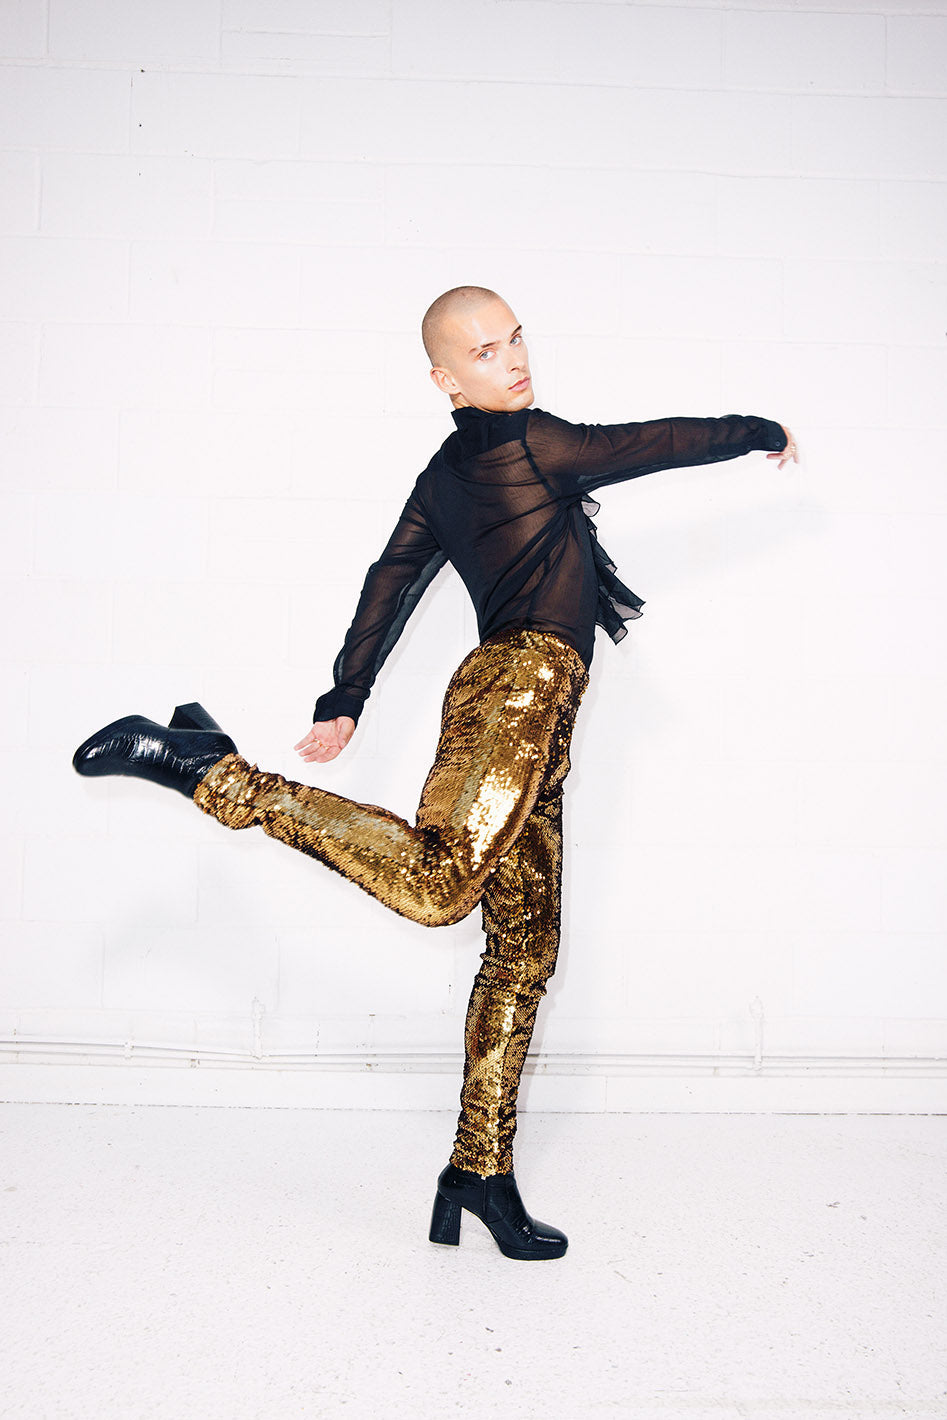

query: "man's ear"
left=430, top=365, right=459, bottom=396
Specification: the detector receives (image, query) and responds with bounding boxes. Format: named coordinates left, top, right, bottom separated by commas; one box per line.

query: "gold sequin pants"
left=194, top=629, right=588, bottom=1176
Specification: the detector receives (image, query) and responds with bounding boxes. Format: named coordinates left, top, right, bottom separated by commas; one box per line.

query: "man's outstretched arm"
left=562, top=412, right=798, bottom=492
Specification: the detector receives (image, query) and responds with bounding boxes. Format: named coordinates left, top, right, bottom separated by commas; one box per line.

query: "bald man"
left=75, top=286, right=796, bottom=1261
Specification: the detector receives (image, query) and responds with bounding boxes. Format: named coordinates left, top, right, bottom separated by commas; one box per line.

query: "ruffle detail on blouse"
left=582, top=494, right=644, bottom=643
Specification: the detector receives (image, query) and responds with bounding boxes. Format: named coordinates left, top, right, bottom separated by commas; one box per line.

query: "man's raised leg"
left=192, top=630, right=587, bottom=931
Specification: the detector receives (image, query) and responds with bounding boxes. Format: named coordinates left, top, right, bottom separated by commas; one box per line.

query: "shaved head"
left=421, top=285, right=504, bottom=368
left=421, top=287, right=533, bottom=413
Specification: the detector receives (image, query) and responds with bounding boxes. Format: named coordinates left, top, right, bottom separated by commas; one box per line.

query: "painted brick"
left=0, top=323, right=38, bottom=407
left=221, top=30, right=389, bottom=75
left=886, top=17, right=947, bottom=95
left=48, top=0, right=220, bottom=63
left=33, top=493, right=208, bottom=582
left=111, top=579, right=290, bottom=668
left=0, top=924, right=104, bottom=1010
left=882, top=851, right=947, bottom=932
left=0, top=580, right=112, bottom=665
left=118, top=408, right=297, bottom=496
left=800, top=426, right=947, bottom=515
left=792, top=931, right=947, bottom=1018
left=0, top=152, right=39, bottom=235
left=205, top=495, right=388, bottom=584
left=0, top=408, right=118, bottom=493
left=801, top=591, right=945, bottom=682
left=0, top=663, right=28, bottom=745
left=102, top=924, right=280, bottom=1014
left=214, top=194, right=383, bottom=246
left=791, top=511, right=947, bottom=602
left=572, top=841, right=797, bottom=934
left=792, top=95, right=947, bottom=179
left=554, top=336, right=722, bottom=424
left=720, top=340, right=887, bottom=429
left=213, top=325, right=380, bottom=378
left=129, top=240, right=302, bottom=326
left=41, top=154, right=212, bottom=240
left=717, top=176, right=880, bottom=260
left=23, top=832, right=201, bottom=926
left=0, top=237, right=128, bottom=322
left=40, top=324, right=211, bottom=410
left=887, top=347, right=947, bottom=428
left=277, top=925, right=452, bottom=1017
left=784, top=258, right=946, bottom=345
left=132, top=72, right=300, bottom=160
left=615, top=928, right=794, bottom=1019
left=0, top=492, right=33, bottom=583
left=0, top=67, right=130, bottom=153
left=622, top=756, right=798, bottom=850
left=621, top=254, right=782, bottom=340
left=390, top=0, right=560, bottom=82
left=302, top=79, right=791, bottom=174
left=798, top=759, right=947, bottom=852
left=725, top=10, right=885, bottom=93
left=386, top=165, right=718, bottom=256
left=881, top=180, right=947, bottom=261
left=214, top=159, right=381, bottom=204
left=5, top=749, right=110, bottom=838
left=0, top=0, right=46, bottom=58
left=392, top=0, right=724, bottom=90
left=223, top=0, right=389, bottom=35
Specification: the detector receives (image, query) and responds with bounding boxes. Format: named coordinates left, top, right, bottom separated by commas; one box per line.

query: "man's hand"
left=767, top=425, right=799, bottom=471
left=294, top=716, right=356, bottom=764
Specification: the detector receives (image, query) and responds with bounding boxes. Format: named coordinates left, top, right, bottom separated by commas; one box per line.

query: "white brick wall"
left=2, top=0, right=945, bottom=1107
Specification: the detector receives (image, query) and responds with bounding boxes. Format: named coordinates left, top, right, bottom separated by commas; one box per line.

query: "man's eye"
left=511, top=334, right=521, bottom=346
left=478, top=350, right=493, bottom=361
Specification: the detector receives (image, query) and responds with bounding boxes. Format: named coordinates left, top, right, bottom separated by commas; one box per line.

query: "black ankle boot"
left=72, top=705, right=236, bottom=797
left=429, top=1163, right=568, bottom=1260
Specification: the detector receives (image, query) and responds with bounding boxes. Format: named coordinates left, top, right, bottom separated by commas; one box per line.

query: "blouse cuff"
left=313, top=689, right=365, bottom=726
left=755, top=417, right=788, bottom=452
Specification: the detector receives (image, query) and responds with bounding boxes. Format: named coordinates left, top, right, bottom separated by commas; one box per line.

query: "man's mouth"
left=509, top=377, right=531, bottom=391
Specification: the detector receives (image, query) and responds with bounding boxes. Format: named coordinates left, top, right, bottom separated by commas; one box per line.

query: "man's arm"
left=295, top=487, right=446, bottom=763
left=561, top=413, right=796, bottom=492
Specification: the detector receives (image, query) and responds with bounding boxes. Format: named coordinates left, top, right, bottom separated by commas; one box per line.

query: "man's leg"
left=193, top=630, right=586, bottom=931
left=450, top=760, right=568, bottom=1177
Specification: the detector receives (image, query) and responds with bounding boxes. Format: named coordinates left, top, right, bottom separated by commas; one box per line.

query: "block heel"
left=429, top=1190, right=462, bottom=1246
left=169, top=703, right=224, bottom=733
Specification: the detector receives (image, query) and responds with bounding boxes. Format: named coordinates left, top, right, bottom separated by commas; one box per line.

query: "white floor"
left=0, top=1106, right=944, bottom=1420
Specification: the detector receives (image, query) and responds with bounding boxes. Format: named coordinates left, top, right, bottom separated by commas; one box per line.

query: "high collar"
left=451, top=405, right=523, bottom=428
left=450, top=405, right=531, bottom=455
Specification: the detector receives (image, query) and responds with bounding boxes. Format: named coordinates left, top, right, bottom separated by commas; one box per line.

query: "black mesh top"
left=313, top=406, right=787, bottom=725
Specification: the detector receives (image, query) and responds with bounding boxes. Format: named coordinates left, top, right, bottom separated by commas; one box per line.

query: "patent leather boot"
left=72, top=704, right=236, bottom=797
left=429, top=1163, right=568, bottom=1260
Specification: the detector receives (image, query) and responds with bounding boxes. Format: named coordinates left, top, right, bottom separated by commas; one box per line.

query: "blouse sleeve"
left=568, top=414, right=787, bottom=493
left=312, top=489, right=446, bottom=726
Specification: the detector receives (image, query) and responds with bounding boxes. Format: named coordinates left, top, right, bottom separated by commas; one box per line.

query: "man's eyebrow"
left=468, top=325, right=522, bottom=355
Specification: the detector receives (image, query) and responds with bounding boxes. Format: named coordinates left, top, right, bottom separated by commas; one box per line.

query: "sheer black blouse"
left=313, top=407, right=786, bottom=726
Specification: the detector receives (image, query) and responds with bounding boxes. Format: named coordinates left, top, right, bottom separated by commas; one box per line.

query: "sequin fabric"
left=194, top=628, right=587, bottom=1176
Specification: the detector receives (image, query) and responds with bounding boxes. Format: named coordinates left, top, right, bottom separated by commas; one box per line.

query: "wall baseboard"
left=1, top=1046, right=944, bottom=1113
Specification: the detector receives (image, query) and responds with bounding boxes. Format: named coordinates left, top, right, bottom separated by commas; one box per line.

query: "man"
left=74, top=286, right=796, bottom=1261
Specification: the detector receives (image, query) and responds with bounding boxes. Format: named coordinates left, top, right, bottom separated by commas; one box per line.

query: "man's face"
left=431, top=297, right=533, bottom=413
